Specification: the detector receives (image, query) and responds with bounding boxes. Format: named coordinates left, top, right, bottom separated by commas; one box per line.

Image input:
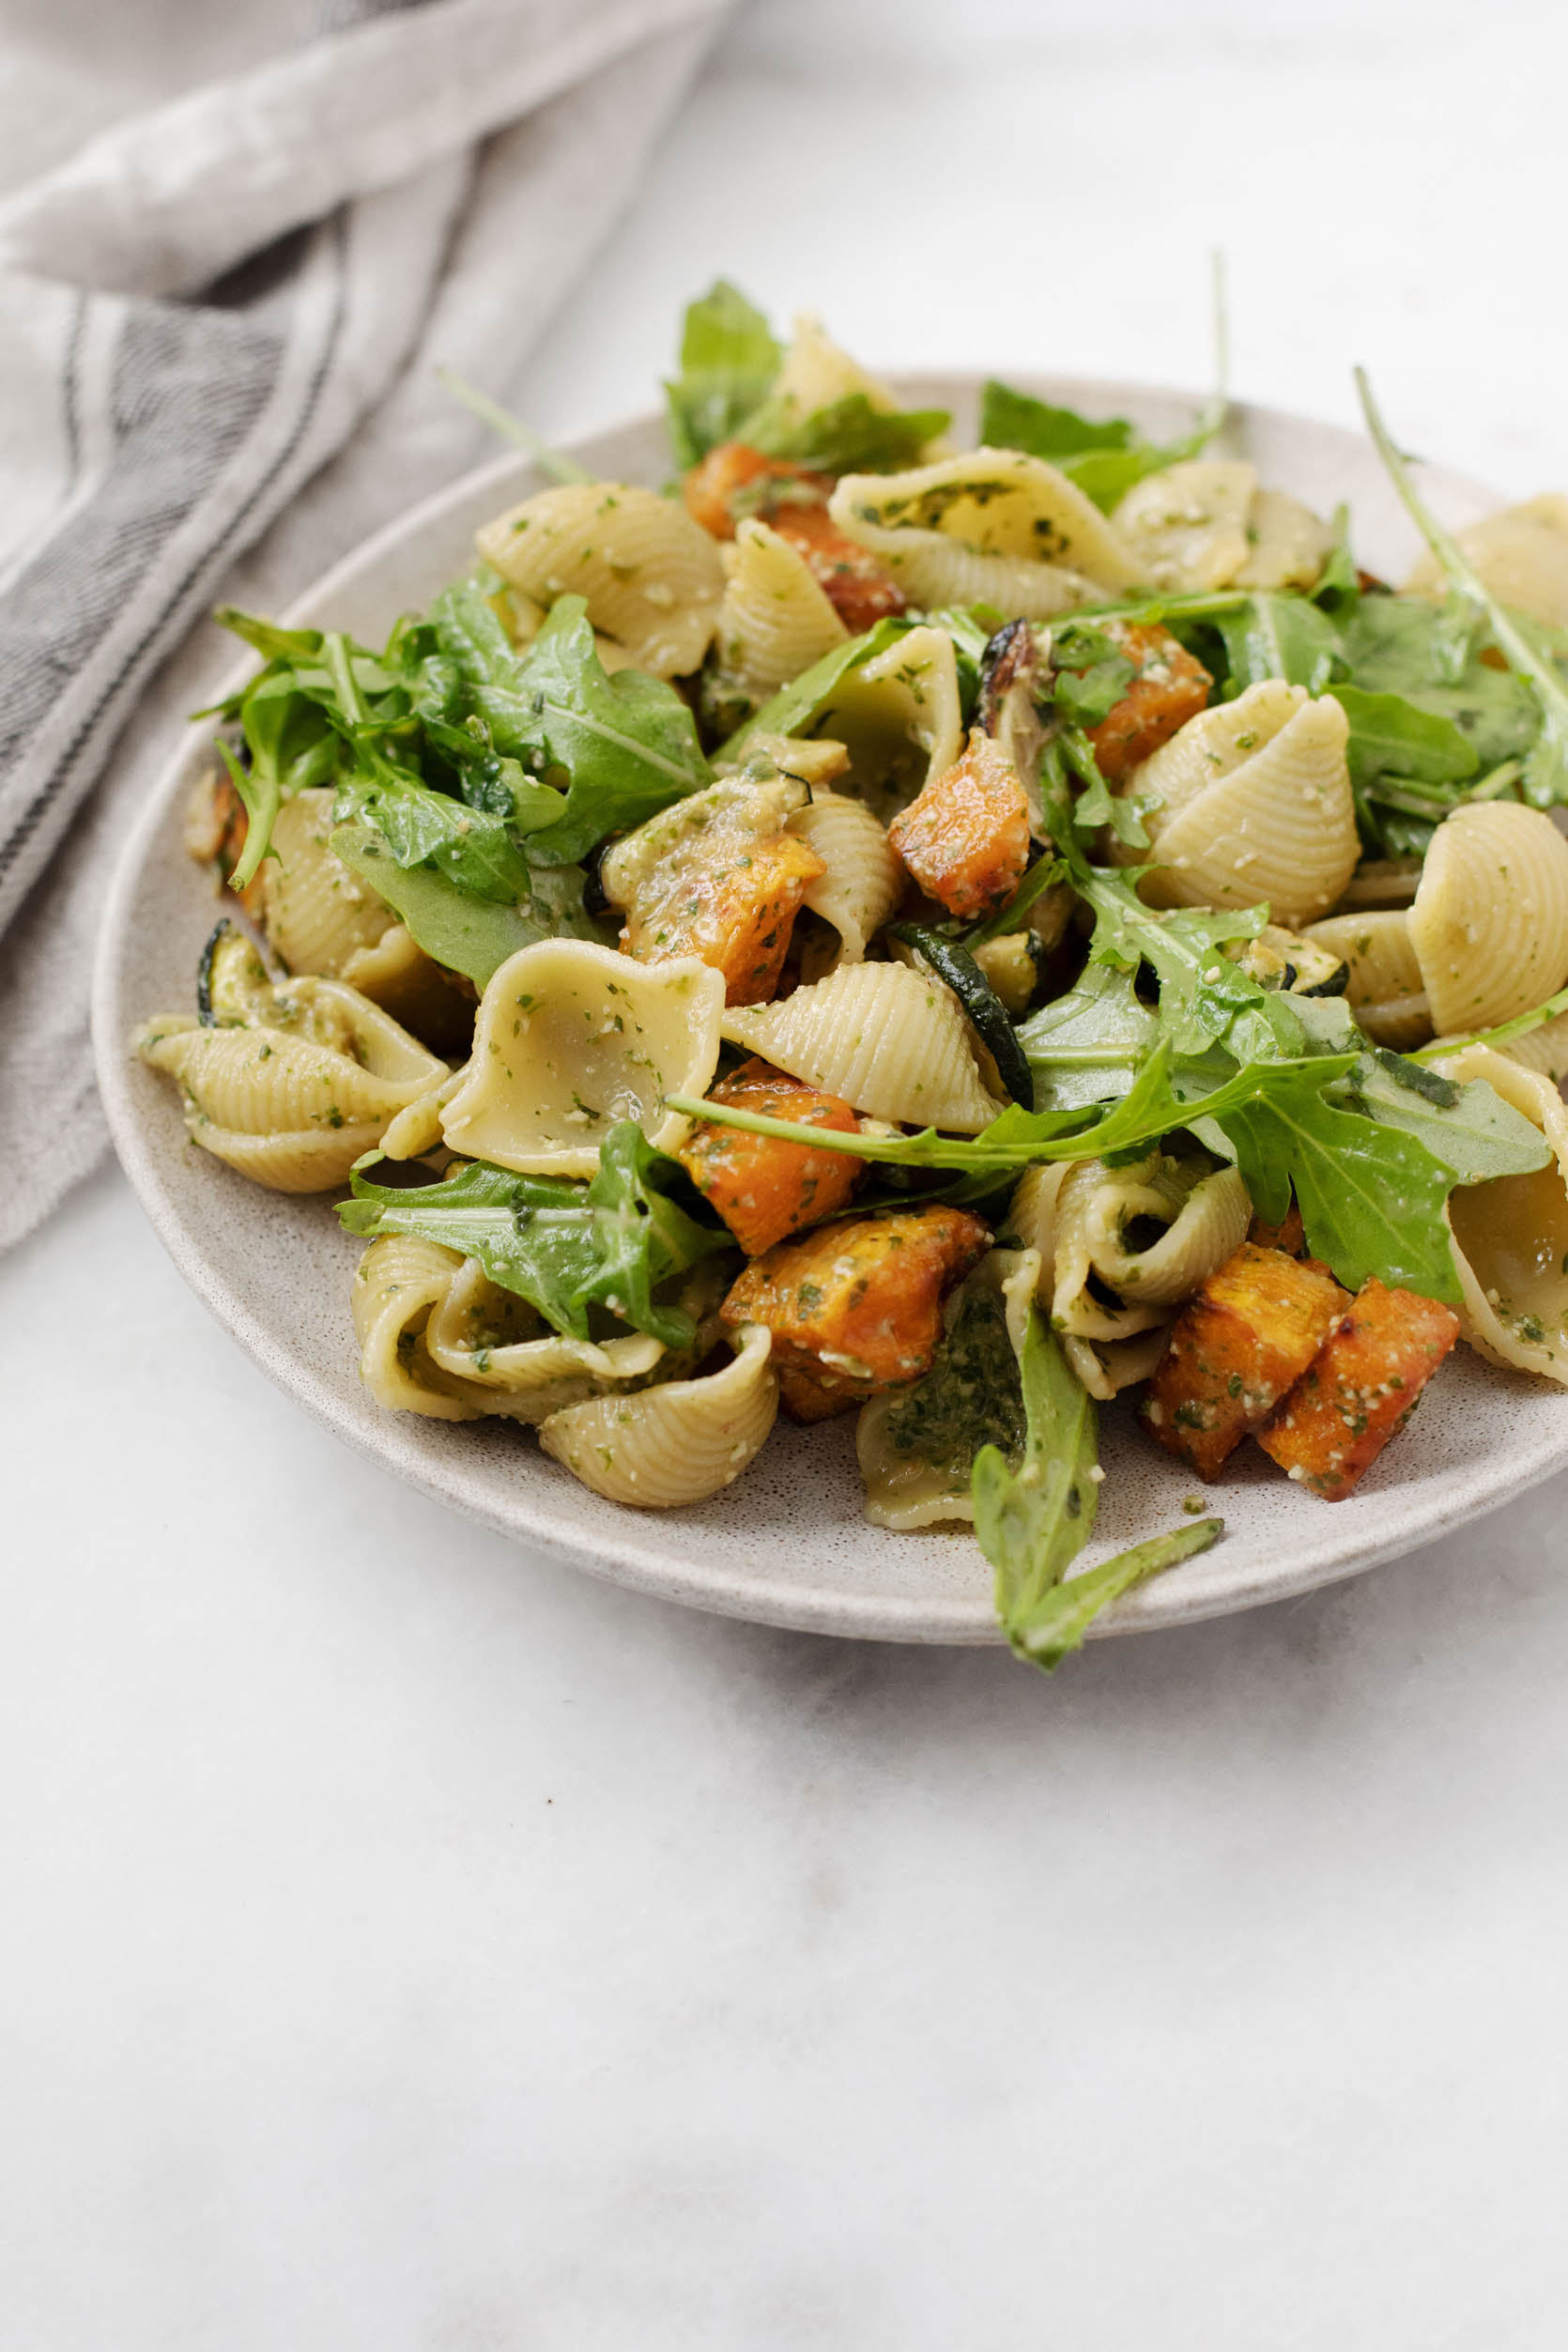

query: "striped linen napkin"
left=0, top=0, right=731, bottom=1253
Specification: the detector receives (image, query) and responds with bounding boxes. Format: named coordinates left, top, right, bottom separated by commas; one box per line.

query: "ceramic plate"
left=93, top=374, right=1568, bottom=1643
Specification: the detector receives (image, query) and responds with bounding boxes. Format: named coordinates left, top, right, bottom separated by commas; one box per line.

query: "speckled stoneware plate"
left=93, top=375, right=1568, bottom=1642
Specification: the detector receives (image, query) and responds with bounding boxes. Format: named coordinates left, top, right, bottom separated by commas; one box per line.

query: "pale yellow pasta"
left=133, top=976, right=447, bottom=1193
left=254, top=789, right=392, bottom=976
left=441, top=940, right=725, bottom=1177
left=1235, top=487, right=1333, bottom=592
left=1439, top=1045, right=1568, bottom=1384
left=1047, top=1154, right=1252, bottom=1343
left=773, top=313, right=906, bottom=423
left=1112, top=460, right=1258, bottom=592
left=1407, top=801, right=1568, bottom=1035
left=713, top=519, right=848, bottom=706
left=786, top=792, right=902, bottom=963
left=856, top=1248, right=1041, bottom=1530
left=802, top=623, right=963, bottom=816
left=600, top=770, right=807, bottom=924
left=1499, top=1009, right=1568, bottom=1084
left=720, top=958, right=1001, bottom=1132
left=829, top=447, right=1145, bottom=600
left=351, top=1236, right=672, bottom=1424
left=379, top=1065, right=469, bottom=1161
left=337, top=922, right=467, bottom=1046
left=539, top=1324, right=778, bottom=1507
left=1062, top=1327, right=1173, bottom=1406
left=1302, top=910, right=1433, bottom=1049
left=474, top=482, right=723, bottom=679
left=1126, top=681, right=1358, bottom=927
left=1404, top=494, right=1568, bottom=628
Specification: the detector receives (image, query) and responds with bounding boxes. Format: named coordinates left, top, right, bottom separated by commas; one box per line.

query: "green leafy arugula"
left=331, top=822, right=600, bottom=989
left=744, top=391, right=950, bottom=475
left=972, top=1308, right=1222, bottom=1670
left=977, top=380, right=1222, bottom=514
left=664, top=281, right=783, bottom=470
left=339, top=1124, right=730, bottom=1349
left=1358, top=365, right=1568, bottom=807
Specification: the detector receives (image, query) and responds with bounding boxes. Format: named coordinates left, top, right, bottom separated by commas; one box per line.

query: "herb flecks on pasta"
left=132, top=287, right=1568, bottom=1671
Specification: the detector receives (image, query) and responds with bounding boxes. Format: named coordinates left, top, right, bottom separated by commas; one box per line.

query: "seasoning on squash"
left=720, top=1205, right=991, bottom=1419
left=1083, top=622, right=1211, bottom=785
left=1254, top=1280, right=1460, bottom=1499
left=886, top=730, right=1031, bottom=921
left=682, top=440, right=906, bottom=630
left=677, top=1058, right=862, bottom=1256
left=1139, top=1241, right=1348, bottom=1481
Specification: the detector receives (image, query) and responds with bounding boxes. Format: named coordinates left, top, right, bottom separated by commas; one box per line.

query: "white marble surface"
left=8, top=3, right=1568, bottom=2344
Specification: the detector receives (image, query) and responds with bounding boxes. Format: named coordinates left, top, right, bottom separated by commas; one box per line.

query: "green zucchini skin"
left=887, top=921, right=1034, bottom=1106
left=195, top=918, right=235, bottom=1026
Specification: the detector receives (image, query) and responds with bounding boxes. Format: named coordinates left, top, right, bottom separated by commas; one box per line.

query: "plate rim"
left=91, top=374, right=1568, bottom=1644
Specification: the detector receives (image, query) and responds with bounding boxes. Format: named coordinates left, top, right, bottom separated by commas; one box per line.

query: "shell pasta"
left=131, top=278, right=1568, bottom=1668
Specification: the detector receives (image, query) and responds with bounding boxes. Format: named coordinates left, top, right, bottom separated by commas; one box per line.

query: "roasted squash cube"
left=683, top=440, right=834, bottom=540
left=1084, top=623, right=1212, bottom=785
left=887, top=730, right=1031, bottom=920
left=768, top=504, right=908, bottom=632
left=721, top=1205, right=990, bottom=1415
left=1255, top=1281, right=1460, bottom=1499
left=1139, top=1241, right=1348, bottom=1481
left=677, top=1058, right=862, bottom=1255
left=1248, top=1201, right=1306, bottom=1256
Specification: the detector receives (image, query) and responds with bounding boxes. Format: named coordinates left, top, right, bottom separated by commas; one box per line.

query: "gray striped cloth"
left=0, top=0, right=731, bottom=1253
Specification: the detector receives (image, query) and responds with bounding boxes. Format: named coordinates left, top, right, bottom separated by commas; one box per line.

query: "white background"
left=8, top=3, right=1568, bottom=2344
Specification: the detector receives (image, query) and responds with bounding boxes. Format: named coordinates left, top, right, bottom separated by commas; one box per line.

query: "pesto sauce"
left=883, top=1287, right=1026, bottom=1479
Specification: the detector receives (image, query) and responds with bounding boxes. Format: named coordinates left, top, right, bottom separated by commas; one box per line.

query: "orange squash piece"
left=1084, top=623, right=1211, bottom=785
left=1139, top=1242, right=1349, bottom=1482
left=683, top=441, right=834, bottom=540
left=1248, top=1201, right=1307, bottom=1256
left=721, top=1205, right=990, bottom=1418
left=886, top=730, right=1031, bottom=920
left=768, top=504, right=908, bottom=632
left=677, top=1058, right=862, bottom=1255
left=1255, top=1281, right=1460, bottom=1499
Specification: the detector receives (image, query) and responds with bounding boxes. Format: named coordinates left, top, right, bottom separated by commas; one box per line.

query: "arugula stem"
left=1414, top=979, right=1568, bottom=1063
left=438, top=367, right=595, bottom=485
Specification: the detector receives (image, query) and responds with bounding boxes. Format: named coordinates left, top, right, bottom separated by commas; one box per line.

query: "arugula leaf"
left=716, top=614, right=913, bottom=761
left=331, top=822, right=599, bottom=989
left=664, top=281, right=782, bottom=470
left=1075, top=866, right=1294, bottom=1061
left=977, top=380, right=1221, bottom=513
left=1210, top=594, right=1343, bottom=695
left=1016, top=961, right=1160, bottom=1110
left=1358, top=367, right=1568, bottom=807
left=1218, top=1065, right=1462, bottom=1299
left=972, top=1307, right=1222, bottom=1669
left=334, top=774, right=536, bottom=903
left=502, top=597, right=712, bottom=864
left=1312, top=504, right=1360, bottom=607
left=1332, top=1046, right=1550, bottom=1183
left=1328, top=683, right=1480, bottom=851
left=339, top=1125, right=730, bottom=1348
left=1416, top=976, right=1568, bottom=1064
left=744, top=391, right=949, bottom=475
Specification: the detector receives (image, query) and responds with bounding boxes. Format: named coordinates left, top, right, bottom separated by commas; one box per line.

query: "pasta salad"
left=136, top=283, right=1568, bottom=1669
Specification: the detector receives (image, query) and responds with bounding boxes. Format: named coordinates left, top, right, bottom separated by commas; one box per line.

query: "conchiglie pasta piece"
left=1404, top=494, right=1568, bottom=629
left=804, top=623, right=963, bottom=817
left=773, top=314, right=906, bottom=423
left=256, top=789, right=393, bottom=977
left=353, top=1236, right=487, bottom=1420
left=720, top=959, right=1000, bottom=1133
left=1302, top=910, right=1432, bottom=1048
left=1112, top=460, right=1258, bottom=592
left=1234, top=487, right=1333, bottom=592
left=1062, top=1327, right=1172, bottom=1406
left=539, top=1323, right=778, bottom=1507
left=1407, top=802, right=1568, bottom=1036
left=423, top=1257, right=669, bottom=1422
left=786, top=792, right=902, bottom=963
left=475, top=482, right=723, bottom=679
left=714, top=519, right=849, bottom=707
left=1130, top=682, right=1358, bottom=927
left=1499, top=1008, right=1568, bottom=1084
left=830, top=447, right=1145, bottom=592
left=1439, top=1044, right=1568, bottom=1384
left=855, top=1248, right=1041, bottom=1530
left=1048, top=1154, right=1251, bottom=1343
left=134, top=979, right=447, bottom=1192
left=440, top=940, right=725, bottom=1176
